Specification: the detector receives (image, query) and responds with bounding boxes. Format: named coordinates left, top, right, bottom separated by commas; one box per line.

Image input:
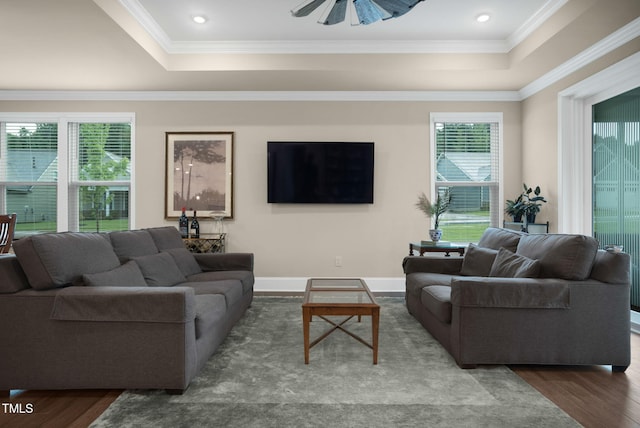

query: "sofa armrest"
left=194, top=252, right=254, bottom=272
left=450, top=277, right=570, bottom=309
left=402, top=256, right=463, bottom=275
left=50, top=286, right=196, bottom=323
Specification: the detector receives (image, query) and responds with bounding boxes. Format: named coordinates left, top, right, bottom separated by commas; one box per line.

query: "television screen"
left=267, top=142, right=374, bottom=204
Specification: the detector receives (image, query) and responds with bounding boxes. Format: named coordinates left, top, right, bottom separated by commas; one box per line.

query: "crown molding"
left=519, top=16, right=640, bottom=100
left=0, top=90, right=521, bottom=102
left=166, top=39, right=510, bottom=55
left=506, top=0, right=569, bottom=50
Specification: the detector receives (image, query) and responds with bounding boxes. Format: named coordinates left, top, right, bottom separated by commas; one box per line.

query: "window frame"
left=429, top=112, right=504, bottom=242
left=0, top=112, right=136, bottom=233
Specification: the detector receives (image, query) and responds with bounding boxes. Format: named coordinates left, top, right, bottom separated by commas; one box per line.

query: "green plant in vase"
left=415, top=189, right=451, bottom=242
left=504, top=183, right=547, bottom=224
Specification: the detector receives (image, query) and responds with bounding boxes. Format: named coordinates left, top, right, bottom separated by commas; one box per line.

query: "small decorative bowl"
left=604, top=244, right=624, bottom=253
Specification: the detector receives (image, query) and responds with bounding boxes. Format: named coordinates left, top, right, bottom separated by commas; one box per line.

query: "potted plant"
left=521, top=184, right=546, bottom=223
left=505, top=196, right=524, bottom=222
left=415, top=189, right=451, bottom=242
left=504, top=183, right=547, bottom=223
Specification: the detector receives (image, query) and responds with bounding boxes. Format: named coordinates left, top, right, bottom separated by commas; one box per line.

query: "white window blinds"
left=431, top=113, right=502, bottom=242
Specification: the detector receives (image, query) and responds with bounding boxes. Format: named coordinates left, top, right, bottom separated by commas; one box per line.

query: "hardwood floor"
left=511, top=332, right=640, bottom=428
left=1, top=335, right=639, bottom=428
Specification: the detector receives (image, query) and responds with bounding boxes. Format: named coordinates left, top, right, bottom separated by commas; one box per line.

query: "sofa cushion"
left=13, top=232, right=120, bottom=290
left=187, top=270, right=254, bottom=294
left=405, top=273, right=456, bottom=298
left=460, top=244, right=498, bottom=277
left=109, top=230, right=158, bottom=262
left=163, top=248, right=202, bottom=277
left=420, top=285, right=452, bottom=324
left=489, top=248, right=540, bottom=278
left=516, top=234, right=598, bottom=280
left=194, top=294, right=227, bottom=339
left=146, top=226, right=185, bottom=250
left=182, top=280, right=243, bottom=308
left=133, top=252, right=186, bottom=286
left=82, top=260, right=147, bottom=287
left=477, top=227, right=523, bottom=252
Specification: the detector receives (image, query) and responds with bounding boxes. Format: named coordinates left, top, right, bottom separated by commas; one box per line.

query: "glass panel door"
left=593, top=87, right=640, bottom=310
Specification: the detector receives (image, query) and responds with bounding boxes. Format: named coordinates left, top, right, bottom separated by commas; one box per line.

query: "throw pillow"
left=82, top=260, right=147, bottom=287
left=460, top=244, right=499, bottom=276
left=489, top=248, right=541, bottom=278
left=163, top=248, right=202, bottom=277
left=132, top=252, right=187, bottom=286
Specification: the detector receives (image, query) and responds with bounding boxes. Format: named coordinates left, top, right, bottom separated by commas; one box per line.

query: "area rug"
left=91, top=297, right=579, bottom=428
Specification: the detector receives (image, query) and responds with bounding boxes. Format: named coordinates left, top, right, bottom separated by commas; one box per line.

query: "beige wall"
left=521, top=40, right=640, bottom=232
left=0, top=99, right=520, bottom=280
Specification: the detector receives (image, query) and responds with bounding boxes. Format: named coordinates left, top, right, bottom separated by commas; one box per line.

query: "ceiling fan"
left=292, top=0, right=425, bottom=26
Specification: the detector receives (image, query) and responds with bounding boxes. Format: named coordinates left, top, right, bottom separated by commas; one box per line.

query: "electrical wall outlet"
left=335, top=256, right=343, bottom=267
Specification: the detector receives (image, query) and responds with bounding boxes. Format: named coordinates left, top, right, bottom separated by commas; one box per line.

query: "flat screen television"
left=267, top=142, right=374, bottom=204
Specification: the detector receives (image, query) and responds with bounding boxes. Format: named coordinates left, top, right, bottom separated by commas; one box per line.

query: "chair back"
left=0, top=213, right=17, bottom=253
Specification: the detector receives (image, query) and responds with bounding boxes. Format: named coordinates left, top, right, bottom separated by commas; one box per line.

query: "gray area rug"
left=91, top=297, right=580, bottom=428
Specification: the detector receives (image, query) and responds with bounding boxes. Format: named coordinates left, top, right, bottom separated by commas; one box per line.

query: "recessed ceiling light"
left=476, top=14, right=490, bottom=23
left=192, top=15, right=207, bottom=24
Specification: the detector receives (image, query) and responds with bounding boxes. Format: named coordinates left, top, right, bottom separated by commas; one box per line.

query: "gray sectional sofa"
left=0, top=226, right=254, bottom=394
left=403, top=227, right=631, bottom=371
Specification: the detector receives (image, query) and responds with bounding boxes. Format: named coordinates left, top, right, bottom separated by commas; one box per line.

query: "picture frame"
left=165, top=131, right=234, bottom=219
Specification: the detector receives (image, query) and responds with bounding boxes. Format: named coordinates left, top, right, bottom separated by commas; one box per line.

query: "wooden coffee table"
left=302, top=278, right=380, bottom=364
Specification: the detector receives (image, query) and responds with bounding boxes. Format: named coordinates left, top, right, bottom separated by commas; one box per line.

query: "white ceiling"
left=128, top=0, right=559, bottom=53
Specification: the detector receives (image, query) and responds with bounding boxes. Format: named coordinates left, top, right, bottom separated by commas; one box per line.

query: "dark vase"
left=526, top=213, right=537, bottom=224
left=513, top=214, right=523, bottom=222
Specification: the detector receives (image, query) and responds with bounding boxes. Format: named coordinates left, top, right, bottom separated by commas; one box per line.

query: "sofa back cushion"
left=109, top=230, right=158, bottom=262
left=146, top=226, right=185, bottom=250
left=477, top=227, right=522, bottom=252
left=516, top=234, right=598, bottom=280
left=13, top=232, right=120, bottom=290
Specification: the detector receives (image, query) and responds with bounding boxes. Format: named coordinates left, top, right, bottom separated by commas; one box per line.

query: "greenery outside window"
left=0, top=114, right=135, bottom=235
left=430, top=113, right=502, bottom=243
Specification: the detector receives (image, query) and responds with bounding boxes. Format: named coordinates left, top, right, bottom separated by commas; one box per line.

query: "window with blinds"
left=593, top=86, right=640, bottom=310
left=0, top=114, right=134, bottom=236
left=0, top=122, right=58, bottom=235
left=69, top=122, right=132, bottom=232
left=431, top=113, right=501, bottom=243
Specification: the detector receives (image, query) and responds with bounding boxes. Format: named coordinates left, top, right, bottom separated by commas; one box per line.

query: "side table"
left=182, top=233, right=226, bottom=253
left=409, top=242, right=466, bottom=257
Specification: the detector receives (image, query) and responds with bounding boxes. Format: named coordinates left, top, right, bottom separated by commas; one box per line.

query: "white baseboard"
left=254, top=277, right=405, bottom=294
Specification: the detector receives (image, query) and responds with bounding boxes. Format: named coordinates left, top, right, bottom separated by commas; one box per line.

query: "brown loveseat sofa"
left=0, top=226, right=254, bottom=394
left=403, top=227, right=631, bottom=371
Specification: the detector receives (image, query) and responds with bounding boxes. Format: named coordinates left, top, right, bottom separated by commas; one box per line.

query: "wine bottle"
left=190, top=210, right=200, bottom=239
left=179, top=207, right=189, bottom=238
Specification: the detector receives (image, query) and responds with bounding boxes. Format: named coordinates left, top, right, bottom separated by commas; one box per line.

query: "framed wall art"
left=165, top=131, right=234, bottom=219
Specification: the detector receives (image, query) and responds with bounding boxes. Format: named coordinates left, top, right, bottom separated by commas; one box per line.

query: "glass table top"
left=304, top=278, right=376, bottom=305
left=309, top=278, right=365, bottom=289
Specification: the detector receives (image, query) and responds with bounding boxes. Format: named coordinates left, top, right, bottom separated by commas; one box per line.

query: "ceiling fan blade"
left=353, top=0, right=391, bottom=25
left=320, top=0, right=348, bottom=25
left=291, top=0, right=328, bottom=17
left=371, top=0, right=423, bottom=18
